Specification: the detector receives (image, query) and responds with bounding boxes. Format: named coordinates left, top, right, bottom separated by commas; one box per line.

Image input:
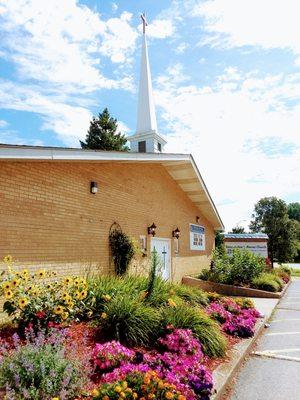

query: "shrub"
left=199, top=249, right=265, bottom=286
left=0, top=329, right=86, bottom=399
left=92, top=341, right=135, bottom=371
left=161, top=305, right=227, bottom=358
left=100, top=295, right=161, bottom=346
left=109, top=230, right=135, bottom=275
left=252, top=273, right=281, bottom=292
left=275, top=267, right=290, bottom=283
left=172, top=284, right=208, bottom=306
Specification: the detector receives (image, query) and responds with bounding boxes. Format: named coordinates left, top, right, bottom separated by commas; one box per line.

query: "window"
left=157, top=142, right=162, bottom=152
left=189, top=224, right=205, bottom=251
left=138, top=141, right=146, bottom=152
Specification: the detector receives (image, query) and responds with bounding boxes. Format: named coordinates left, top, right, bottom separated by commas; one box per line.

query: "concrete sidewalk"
left=227, top=278, right=300, bottom=400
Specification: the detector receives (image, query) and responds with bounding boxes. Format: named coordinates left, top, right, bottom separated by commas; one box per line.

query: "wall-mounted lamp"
left=172, top=227, right=180, bottom=239
left=90, top=181, right=98, bottom=194
left=196, top=216, right=200, bottom=224
left=147, top=223, right=157, bottom=236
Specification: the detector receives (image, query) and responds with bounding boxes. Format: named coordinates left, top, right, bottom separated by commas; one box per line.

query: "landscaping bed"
left=0, top=255, right=263, bottom=400
left=195, top=248, right=291, bottom=298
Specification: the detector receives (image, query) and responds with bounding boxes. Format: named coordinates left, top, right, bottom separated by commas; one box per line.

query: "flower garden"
left=0, top=255, right=262, bottom=400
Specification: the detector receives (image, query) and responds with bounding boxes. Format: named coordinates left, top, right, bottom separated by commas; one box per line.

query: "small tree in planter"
left=109, top=230, right=135, bottom=275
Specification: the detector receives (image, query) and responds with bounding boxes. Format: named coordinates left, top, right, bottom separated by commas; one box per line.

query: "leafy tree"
left=215, top=231, right=224, bottom=249
left=250, top=197, right=297, bottom=266
left=80, top=108, right=129, bottom=151
left=288, top=202, right=300, bottom=221
left=230, top=226, right=245, bottom=234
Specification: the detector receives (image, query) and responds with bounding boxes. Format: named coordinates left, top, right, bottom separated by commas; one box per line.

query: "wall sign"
left=190, top=224, right=205, bottom=251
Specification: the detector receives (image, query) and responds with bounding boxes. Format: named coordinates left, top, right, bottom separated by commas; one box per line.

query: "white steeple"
left=128, top=13, right=166, bottom=153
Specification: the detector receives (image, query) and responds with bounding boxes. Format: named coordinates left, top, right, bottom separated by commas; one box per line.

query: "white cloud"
left=142, top=18, right=175, bottom=39
left=0, top=119, right=8, bottom=128
left=175, top=42, right=189, bottom=54
left=154, top=66, right=300, bottom=230
left=192, top=0, right=300, bottom=56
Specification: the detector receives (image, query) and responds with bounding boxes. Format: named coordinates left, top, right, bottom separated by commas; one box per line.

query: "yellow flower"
left=19, top=297, right=29, bottom=309
left=101, top=312, right=107, bottom=319
left=74, top=278, right=80, bottom=287
left=80, top=278, right=86, bottom=286
left=4, top=289, right=13, bottom=299
left=119, top=392, right=126, bottom=399
left=165, top=392, right=174, bottom=400
left=53, top=305, right=64, bottom=315
left=122, top=381, right=128, bottom=389
left=3, top=255, right=12, bottom=263
left=46, top=284, right=52, bottom=290
left=51, top=398, right=60, bottom=400
left=62, top=292, right=71, bottom=302
left=22, top=269, right=29, bottom=276
left=115, top=386, right=122, bottom=393
left=75, top=291, right=81, bottom=300
left=2, top=281, right=11, bottom=291
left=91, top=389, right=100, bottom=397
left=102, top=294, right=111, bottom=301
left=36, top=269, right=46, bottom=279
left=133, top=393, right=138, bottom=399
left=64, top=277, right=73, bottom=285
left=61, top=311, right=69, bottom=320
left=80, top=290, right=88, bottom=300
left=11, top=278, right=20, bottom=288
left=167, top=298, right=177, bottom=308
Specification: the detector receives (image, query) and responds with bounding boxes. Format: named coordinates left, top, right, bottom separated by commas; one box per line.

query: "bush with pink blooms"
left=206, top=298, right=261, bottom=338
left=92, top=341, right=135, bottom=371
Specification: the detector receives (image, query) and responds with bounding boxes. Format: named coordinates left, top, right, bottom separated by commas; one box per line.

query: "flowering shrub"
left=0, top=255, right=94, bottom=330
left=92, top=341, right=135, bottom=371
left=0, top=328, right=87, bottom=399
left=93, top=370, right=187, bottom=400
left=206, top=299, right=261, bottom=338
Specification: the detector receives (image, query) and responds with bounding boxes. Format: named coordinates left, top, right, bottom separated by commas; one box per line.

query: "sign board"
left=190, top=224, right=205, bottom=251
left=225, top=241, right=268, bottom=257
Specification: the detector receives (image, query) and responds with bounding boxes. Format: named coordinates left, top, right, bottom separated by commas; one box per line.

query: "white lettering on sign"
left=190, top=224, right=205, bottom=251
left=225, top=241, right=268, bottom=257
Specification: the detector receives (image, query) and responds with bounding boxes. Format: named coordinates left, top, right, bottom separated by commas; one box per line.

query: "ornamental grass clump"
left=100, top=294, right=161, bottom=346
left=251, top=272, right=283, bottom=292
left=0, top=328, right=87, bottom=400
left=161, top=305, right=227, bottom=358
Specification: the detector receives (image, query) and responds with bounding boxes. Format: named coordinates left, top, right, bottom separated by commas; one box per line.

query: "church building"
left=0, top=16, right=224, bottom=282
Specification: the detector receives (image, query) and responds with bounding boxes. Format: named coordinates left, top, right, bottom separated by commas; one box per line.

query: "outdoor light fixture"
left=196, top=216, right=200, bottom=223
left=147, top=223, right=157, bottom=236
left=172, top=227, right=180, bottom=239
left=90, top=181, right=98, bottom=194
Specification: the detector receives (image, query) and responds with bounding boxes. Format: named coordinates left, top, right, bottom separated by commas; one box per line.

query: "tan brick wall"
left=0, top=161, right=215, bottom=282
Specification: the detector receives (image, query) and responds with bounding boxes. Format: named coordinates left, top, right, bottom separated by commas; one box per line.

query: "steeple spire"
left=136, top=13, right=157, bottom=135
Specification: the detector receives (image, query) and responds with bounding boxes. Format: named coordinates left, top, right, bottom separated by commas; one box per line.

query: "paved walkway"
left=228, top=278, right=300, bottom=400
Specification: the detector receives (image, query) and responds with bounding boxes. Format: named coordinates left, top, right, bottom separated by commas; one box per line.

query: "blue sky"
left=0, top=0, right=299, bottom=230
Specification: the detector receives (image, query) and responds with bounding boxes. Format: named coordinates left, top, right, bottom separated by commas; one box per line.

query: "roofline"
left=189, top=154, right=225, bottom=231
left=0, top=143, right=224, bottom=230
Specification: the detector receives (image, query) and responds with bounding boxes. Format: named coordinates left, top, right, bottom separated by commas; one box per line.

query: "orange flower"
left=165, top=392, right=174, bottom=400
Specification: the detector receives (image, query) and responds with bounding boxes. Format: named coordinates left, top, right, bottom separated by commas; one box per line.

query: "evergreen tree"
left=80, top=108, right=129, bottom=151
left=250, top=197, right=297, bottom=266
left=230, top=226, right=245, bottom=234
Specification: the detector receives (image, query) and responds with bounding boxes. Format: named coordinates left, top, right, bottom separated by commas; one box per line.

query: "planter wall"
left=182, top=276, right=290, bottom=298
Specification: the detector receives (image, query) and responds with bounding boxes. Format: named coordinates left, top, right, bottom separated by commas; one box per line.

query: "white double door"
left=150, top=238, right=171, bottom=281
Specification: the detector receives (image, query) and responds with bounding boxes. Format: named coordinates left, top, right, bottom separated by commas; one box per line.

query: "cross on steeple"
left=141, top=13, right=148, bottom=34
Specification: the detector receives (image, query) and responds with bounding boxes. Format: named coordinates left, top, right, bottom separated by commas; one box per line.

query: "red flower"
left=36, top=311, right=46, bottom=319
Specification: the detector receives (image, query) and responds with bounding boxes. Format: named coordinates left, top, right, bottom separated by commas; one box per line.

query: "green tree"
left=215, top=231, right=224, bottom=249
left=230, top=226, right=245, bottom=234
left=288, top=202, right=300, bottom=221
left=80, top=108, right=129, bottom=151
left=250, top=197, right=297, bottom=266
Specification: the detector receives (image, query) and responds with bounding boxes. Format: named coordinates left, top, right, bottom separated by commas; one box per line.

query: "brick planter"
left=182, top=276, right=290, bottom=298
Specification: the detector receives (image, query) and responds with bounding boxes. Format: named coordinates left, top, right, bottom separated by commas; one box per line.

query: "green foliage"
left=199, top=248, right=264, bottom=286
left=101, top=295, right=161, bottom=346
left=288, top=202, right=300, bottom=221
left=161, top=305, right=227, bottom=358
left=80, top=108, right=129, bottom=151
left=250, top=197, right=298, bottom=264
left=230, top=226, right=245, bottom=234
left=215, top=231, right=224, bottom=249
left=252, top=273, right=282, bottom=292
left=0, top=329, right=85, bottom=399
left=145, top=249, right=160, bottom=300
left=109, top=230, right=135, bottom=276
left=171, top=283, right=208, bottom=306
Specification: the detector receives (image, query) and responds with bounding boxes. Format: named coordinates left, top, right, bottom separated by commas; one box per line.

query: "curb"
left=211, top=299, right=280, bottom=399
